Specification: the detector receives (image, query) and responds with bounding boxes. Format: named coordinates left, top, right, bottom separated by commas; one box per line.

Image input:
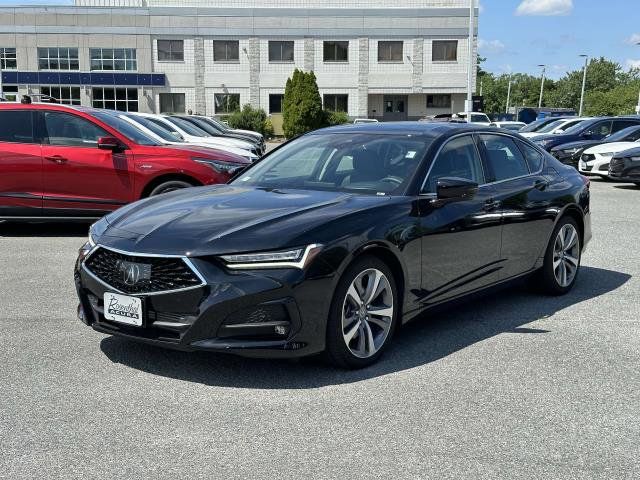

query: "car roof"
left=313, top=121, right=488, bottom=138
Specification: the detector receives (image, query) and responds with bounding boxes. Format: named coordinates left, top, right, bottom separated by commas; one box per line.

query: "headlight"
left=220, top=244, right=323, bottom=269
left=535, top=139, right=551, bottom=147
left=563, top=147, right=580, bottom=154
left=599, top=152, right=614, bottom=157
left=193, top=157, right=246, bottom=175
left=88, top=223, right=97, bottom=247
left=631, top=156, right=640, bottom=161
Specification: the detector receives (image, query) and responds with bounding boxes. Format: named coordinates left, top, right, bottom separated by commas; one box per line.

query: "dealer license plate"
left=103, top=292, right=143, bottom=327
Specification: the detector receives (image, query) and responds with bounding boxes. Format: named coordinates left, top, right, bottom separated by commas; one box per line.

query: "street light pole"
left=578, top=54, right=588, bottom=116
left=466, top=0, right=476, bottom=123
left=505, top=75, right=512, bottom=114
left=537, top=64, right=546, bottom=109
left=636, top=43, right=640, bottom=115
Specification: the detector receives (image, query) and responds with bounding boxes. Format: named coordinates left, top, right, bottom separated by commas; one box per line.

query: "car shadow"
left=0, top=221, right=90, bottom=237
left=99, top=266, right=630, bottom=389
left=612, top=184, right=640, bottom=190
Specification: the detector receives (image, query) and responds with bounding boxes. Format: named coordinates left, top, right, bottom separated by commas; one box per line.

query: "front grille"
left=581, top=153, right=595, bottom=162
left=85, top=247, right=202, bottom=294
left=609, top=158, right=625, bottom=173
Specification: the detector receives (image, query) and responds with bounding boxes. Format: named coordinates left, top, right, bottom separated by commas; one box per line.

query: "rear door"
left=0, top=109, right=42, bottom=216
left=39, top=110, right=134, bottom=214
left=478, top=133, right=557, bottom=280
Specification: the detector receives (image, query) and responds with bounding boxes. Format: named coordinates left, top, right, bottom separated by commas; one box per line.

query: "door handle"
left=483, top=199, right=501, bottom=212
left=44, top=155, right=68, bottom=164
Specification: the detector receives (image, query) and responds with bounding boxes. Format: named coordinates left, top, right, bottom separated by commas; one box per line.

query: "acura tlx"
left=75, top=122, right=591, bottom=368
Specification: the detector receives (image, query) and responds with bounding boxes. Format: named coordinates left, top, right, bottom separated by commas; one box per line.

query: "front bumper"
left=608, top=157, right=640, bottom=184
left=75, top=248, right=335, bottom=358
left=578, top=155, right=611, bottom=176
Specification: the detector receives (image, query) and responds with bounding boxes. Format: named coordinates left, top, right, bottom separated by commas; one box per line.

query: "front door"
left=0, top=109, right=42, bottom=216
left=418, top=134, right=503, bottom=305
left=39, top=110, right=134, bottom=214
left=383, top=95, right=408, bottom=122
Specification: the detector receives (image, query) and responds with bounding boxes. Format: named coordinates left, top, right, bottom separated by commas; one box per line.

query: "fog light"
left=274, top=325, right=288, bottom=335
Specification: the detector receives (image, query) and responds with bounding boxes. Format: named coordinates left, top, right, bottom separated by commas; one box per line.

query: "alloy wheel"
left=341, top=268, right=394, bottom=358
left=553, top=224, right=580, bottom=288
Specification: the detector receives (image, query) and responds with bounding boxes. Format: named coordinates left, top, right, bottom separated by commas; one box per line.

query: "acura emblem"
left=123, top=263, right=141, bottom=286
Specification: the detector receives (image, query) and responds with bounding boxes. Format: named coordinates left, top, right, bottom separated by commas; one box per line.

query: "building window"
left=92, top=87, right=139, bottom=112
left=157, top=40, right=184, bottom=62
left=213, top=40, right=240, bottom=62
left=90, top=48, right=137, bottom=71
left=427, top=94, right=452, bottom=109
left=268, top=41, right=294, bottom=62
left=323, top=94, right=348, bottom=112
left=38, top=48, right=79, bottom=70
left=432, top=40, right=458, bottom=62
left=1, top=48, right=17, bottom=70
left=159, top=93, right=186, bottom=114
left=1, top=85, right=18, bottom=101
left=378, top=41, right=403, bottom=62
left=40, top=86, right=81, bottom=105
left=269, top=94, right=284, bottom=114
left=323, top=41, right=348, bottom=62
left=214, top=93, right=240, bottom=114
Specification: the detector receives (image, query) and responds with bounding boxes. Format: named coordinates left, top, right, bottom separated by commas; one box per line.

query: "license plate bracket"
left=103, top=292, right=144, bottom=327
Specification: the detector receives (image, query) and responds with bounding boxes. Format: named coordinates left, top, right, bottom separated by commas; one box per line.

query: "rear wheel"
left=539, top=217, right=581, bottom=295
left=148, top=180, right=193, bottom=197
left=325, top=256, right=398, bottom=369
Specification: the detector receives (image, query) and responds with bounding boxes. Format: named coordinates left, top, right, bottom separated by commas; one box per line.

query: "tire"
left=538, top=217, right=581, bottom=295
left=325, top=255, right=399, bottom=369
left=634, top=183, right=640, bottom=188
left=148, top=180, right=194, bottom=197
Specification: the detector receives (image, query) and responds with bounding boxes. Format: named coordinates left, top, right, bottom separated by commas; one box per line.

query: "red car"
left=0, top=103, right=250, bottom=219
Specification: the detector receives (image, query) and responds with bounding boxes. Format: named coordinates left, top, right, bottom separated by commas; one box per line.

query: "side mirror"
left=97, top=136, right=123, bottom=152
left=436, top=177, right=478, bottom=200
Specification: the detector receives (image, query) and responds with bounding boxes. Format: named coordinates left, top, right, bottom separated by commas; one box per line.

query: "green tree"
left=282, top=69, right=325, bottom=138
left=226, top=104, right=273, bottom=137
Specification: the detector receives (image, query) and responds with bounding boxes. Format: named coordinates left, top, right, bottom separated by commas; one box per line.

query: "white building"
left=0, top=0, right=477, bottom=124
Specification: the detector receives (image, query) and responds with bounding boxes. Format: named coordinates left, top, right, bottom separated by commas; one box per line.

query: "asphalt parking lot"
left=0, top=180, right=638, bottom=479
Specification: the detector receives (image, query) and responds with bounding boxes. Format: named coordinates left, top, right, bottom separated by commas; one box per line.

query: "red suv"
left=0, top=103, right=250, bottom=219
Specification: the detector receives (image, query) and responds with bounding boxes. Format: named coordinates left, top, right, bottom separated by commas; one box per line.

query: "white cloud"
left=478, top=38, right=506, bottom=55
left=625, top=59, right=640, bottom=70
left=516, top=0, right=573, bottom=16
left=626, top=33, right=640, bottom=45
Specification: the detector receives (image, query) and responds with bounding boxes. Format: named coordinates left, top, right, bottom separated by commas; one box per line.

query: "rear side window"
left=479, top=134, right=530, bottom=182
left=43, top=111, right=108, bottom=147
left=0, top=110, right=34, bottom=143
left=518, top=141, right=544, bottom=172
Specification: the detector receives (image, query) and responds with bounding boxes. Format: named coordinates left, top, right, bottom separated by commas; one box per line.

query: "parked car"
left=353, top=118, right=379, bottom=124
left=579, top=139, right=640, bottom=177
left=134, top=113, right=260, bottom=157
left=519, top=117, right=588, bottom=138
left=532, top=117, right=640, bottom=152
left=75, top=122, right=591, bottom=368
left=551, top=125, right=640, bottom=168
left=608, top=146, right=640, bottom=186
left=175, top=115, right=265, bottom=155
left=456, top=112, right=491, bottom=125
left=519, top=116, right=575, bottom=135
left=114, top=112, right=258, bottom=162
left=489, top=121, right=526, bottom=131
left=0, top=103, right=250, bottom=219
left=205, top=116, right=264, bottom=144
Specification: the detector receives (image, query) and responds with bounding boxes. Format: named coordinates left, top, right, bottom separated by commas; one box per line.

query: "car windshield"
left=92, top=111, right=159, bottom=146
left=520, top=118, right=556, bottom=133
left=207, top=117, right=231, bottom=131
left=563, top=119, right=596, bottom=134
left=607, top=125, right=640, bottom=142
left=125, top=114, right=182, bottom=142
left=536, top=119, right=565, bottom=133
left=232, top=133, right=431, bottom=195
left=179, top=117, right=222, bottom=135
left=165, top=117, right=210, bottom=137
left=501, top=123, right=525, bottom=131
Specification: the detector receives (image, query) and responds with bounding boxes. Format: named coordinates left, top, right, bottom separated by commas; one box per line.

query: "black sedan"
left=75, top=122, right=592, bottom=368
left=550, top=125, right=640, bottom=168
left=609, top=146, right=640, bottom=186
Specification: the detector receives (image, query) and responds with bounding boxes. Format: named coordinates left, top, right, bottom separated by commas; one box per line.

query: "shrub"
left=262, top=117, right=275, bottom=139
left=227, top=104, right=270, bottom=136
left=282, top=69, right=325, bottom=138
left=325, top=110, right=349, bottom=126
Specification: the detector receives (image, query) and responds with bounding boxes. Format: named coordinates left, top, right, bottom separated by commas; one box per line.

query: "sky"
left=479, top=0, right=640, bottom=78
left=0, top=0, right=639, bottom=79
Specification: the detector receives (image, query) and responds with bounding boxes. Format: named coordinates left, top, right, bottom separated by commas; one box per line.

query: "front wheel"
left=148, top=180, right=194, bottom=197
left=539, top=217, right=581, bottom=295
left=325, top=256, right=398, bottom=369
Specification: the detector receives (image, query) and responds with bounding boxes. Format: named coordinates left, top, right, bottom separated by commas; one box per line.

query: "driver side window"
left=423, top=135, right=484, bottom=193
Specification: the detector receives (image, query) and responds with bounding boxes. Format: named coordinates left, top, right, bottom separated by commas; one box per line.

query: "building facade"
left=0, top=0, right=478, bottom=122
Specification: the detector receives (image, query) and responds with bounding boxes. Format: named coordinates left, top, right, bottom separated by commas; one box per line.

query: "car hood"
left=98, top=186, right=391, bottom=256
left=613, top=146, right=640, bottom=158
left=187, top=135, right=253, bottom=150
left=550, top=140, right=601, bottom=152
left=158, top=144, right=249, bottom=163
left=232, top=128, right=262, bottom=139
left=585, top=141, right=640, bottom=154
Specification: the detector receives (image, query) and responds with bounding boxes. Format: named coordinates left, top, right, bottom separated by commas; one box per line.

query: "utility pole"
left=636, top=43, right=640, bottom=115
left=466, top=0, right=476, bottom=122
left=537, top=64, right=546, bottom=109
left=506, top=76, right=512, bottom=114
left=578, top=54, right=588, bottom=116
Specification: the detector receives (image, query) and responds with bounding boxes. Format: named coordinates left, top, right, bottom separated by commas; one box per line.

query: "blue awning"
left=1, top=71, right=165, bottom=87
